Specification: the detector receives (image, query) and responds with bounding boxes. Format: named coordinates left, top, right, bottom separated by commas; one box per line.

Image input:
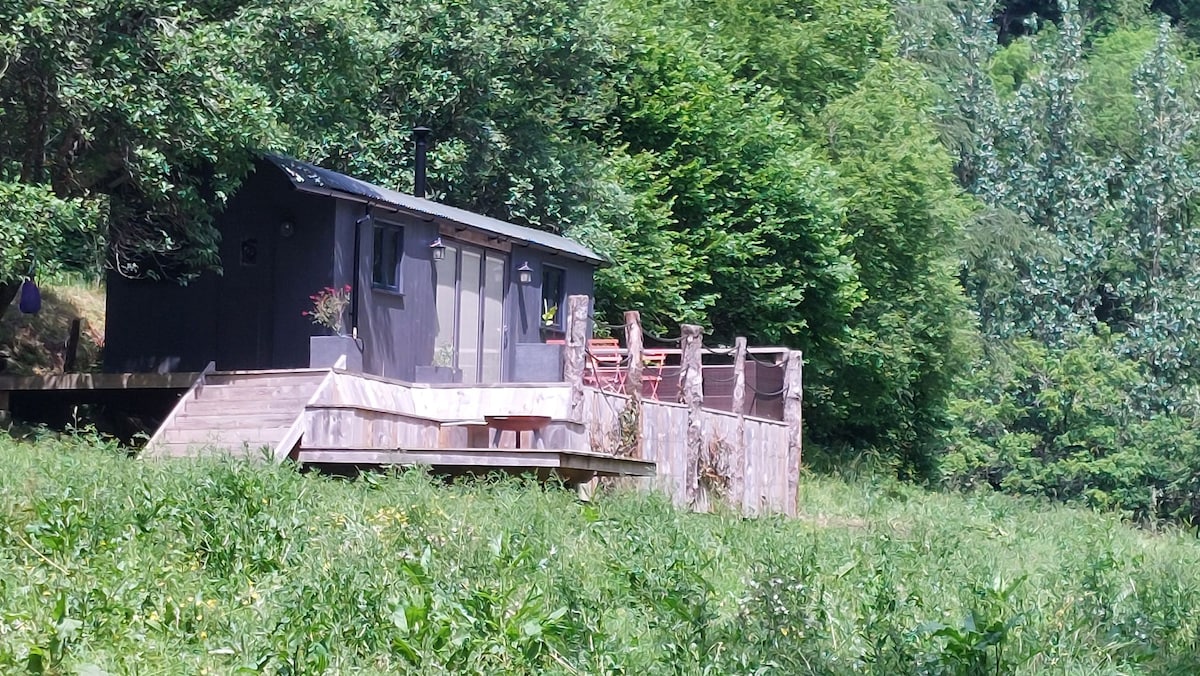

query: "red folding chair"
left=585, top=338, right=625, bottom=392
left=641, top=350, right=667, bottom=400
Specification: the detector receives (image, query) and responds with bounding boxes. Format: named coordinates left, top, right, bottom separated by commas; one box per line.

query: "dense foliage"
left=9, top=0, right=1200, bottom=506
left=3, top=441, right=1200, bottom=673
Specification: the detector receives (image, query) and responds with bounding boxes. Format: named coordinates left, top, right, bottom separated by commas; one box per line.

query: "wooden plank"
left=205, top=372, right=330, bottom=388
left=295, top=448, right=655, bottom=476
left=304, top=407, right=440, bottom=450
left=172, top=412, right=299, bottom=429
left=0, top=371, right=202, bottom=391
left=437, top=223, right=514, bottom=253
left=191, top=384, right=323, bottom=401
left=185, top=398, right=311, bottom=414
left=162, top=426, right=292, bottom=444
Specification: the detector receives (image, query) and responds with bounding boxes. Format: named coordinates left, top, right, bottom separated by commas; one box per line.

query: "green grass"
left=2, top=434, right=1200, bottom=674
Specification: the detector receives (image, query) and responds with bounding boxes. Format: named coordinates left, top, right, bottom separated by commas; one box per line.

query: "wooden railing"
left=562, top=295, right=803, bottom=516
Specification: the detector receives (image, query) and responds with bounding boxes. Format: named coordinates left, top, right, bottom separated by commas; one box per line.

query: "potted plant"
left=304, top=285, right=363, bottom=371
left=539, top=301, right=565, bottom=341
left=415, top=342, right=462, bottom=383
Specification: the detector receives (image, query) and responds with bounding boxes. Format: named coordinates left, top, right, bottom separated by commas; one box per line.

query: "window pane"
left=541, top=266, right=565, bottom=327
left=372, top=225, right=403, bottom=290
left=459, top=248, right=482, bottom=383
left=481, top=252, right=505, bottom=383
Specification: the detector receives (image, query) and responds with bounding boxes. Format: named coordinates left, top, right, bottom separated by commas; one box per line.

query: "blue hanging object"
left=18, top=278, right=41, bottom=314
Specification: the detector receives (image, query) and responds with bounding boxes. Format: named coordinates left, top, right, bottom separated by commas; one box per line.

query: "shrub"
left=942, top=331, right=1200, bottom=523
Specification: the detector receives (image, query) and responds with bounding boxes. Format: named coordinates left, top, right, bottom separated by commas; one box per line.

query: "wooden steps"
left=145, top=370, right=328, bottom=459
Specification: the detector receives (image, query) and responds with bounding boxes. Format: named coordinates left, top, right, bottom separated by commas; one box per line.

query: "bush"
left=942, top=331, right=1200, bottom=523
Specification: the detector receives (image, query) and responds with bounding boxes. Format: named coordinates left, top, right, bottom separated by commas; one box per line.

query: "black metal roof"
left=266, top=155, right=604, bottom=265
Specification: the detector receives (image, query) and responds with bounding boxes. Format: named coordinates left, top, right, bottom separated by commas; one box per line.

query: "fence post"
left=624, top=311, right=644, bottom=458
left=680, top=324, right=704, bottom=508
left=564, top=295, right=590, bottom=422
left=783, top=350, right=803, bottom=517
left=729, top=337, right=748, bottom=513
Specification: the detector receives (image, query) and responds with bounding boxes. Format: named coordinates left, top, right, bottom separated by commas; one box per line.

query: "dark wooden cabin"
left=104, top=155, right=602, bottom=383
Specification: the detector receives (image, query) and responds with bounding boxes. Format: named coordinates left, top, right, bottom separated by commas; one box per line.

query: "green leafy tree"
left=0, top=1, right=284, bottom=281
left=594, top=6, right=861, bottom=344
left=816, top=62, right=975, bottom=474
left=1105, top=22, right=1200, bottom=399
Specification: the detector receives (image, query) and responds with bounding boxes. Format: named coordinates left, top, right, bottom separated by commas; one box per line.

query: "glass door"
left=433, top=242, right=507, bottom=383
left=481, top=251, right=506, bottom=382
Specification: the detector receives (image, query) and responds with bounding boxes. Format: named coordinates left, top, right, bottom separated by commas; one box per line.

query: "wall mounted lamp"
left=429, top=236, right=446, bottom=260
left=517, top=262, right=534, bottom=285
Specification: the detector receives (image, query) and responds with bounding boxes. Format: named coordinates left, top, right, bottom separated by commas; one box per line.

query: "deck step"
left=191, top=384, right=321, bottom=402
left=162, top=426, right=293, bottom=445
left=204, top=372, right=329, bottom=388
left=171, top=411, right=300, bottom=430
left=146, top=369, right=326, bottom=461
left=184, top=398, right=311, bottom=414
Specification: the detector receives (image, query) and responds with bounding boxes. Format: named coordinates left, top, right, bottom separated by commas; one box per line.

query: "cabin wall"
left=106, top=163, right=599, bottom=379
left=334, top=201, right=439, bottom=380
left=217, top=171, right=334, bottom=370
left=104, top=274, right=218, bottom=373
left=508, top=248, right=595, bottom=382
left=104, top=165, right=335, bottom=372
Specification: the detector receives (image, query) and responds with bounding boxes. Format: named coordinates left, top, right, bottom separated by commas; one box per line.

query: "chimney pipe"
left=413, top=127, right=431, bottom=198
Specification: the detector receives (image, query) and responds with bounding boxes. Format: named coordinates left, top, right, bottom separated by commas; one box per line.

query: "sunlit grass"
left=1, top=433, right=1199, bottom=673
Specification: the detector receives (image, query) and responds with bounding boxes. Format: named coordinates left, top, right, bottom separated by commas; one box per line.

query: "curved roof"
left=266, top=155, right=604, bottom=265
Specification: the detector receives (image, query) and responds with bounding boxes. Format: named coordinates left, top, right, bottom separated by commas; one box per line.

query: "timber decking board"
left=296, top=447, right=656, bottom=477
left=0, top=372, right=201, bottom=391
left=143, top=369, right=327, bottom=460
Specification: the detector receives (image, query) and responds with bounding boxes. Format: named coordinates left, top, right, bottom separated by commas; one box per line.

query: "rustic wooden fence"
left=564, top=295, right=801, bottom=516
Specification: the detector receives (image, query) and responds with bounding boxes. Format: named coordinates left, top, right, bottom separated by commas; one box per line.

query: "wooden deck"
left=0, top=355, right=798, bottom=514
left=109, top=369, right=658, bottom=486
left=297, top=446, right=654, bottom=484
left=0, top=371, right=201, bottom=391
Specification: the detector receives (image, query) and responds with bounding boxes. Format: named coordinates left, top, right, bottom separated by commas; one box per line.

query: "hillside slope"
left=1, top=436, right=1198, bottom=674
left=0, top=281, right=105, bottom=375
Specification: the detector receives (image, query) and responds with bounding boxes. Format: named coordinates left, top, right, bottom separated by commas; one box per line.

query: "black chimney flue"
left=413, top=127, right=431, bottom=198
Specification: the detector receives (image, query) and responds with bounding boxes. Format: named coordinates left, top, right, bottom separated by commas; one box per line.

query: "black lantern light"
left=517, top=261, right=533, bottom=285
left=429, top=237, right=446, bottom=260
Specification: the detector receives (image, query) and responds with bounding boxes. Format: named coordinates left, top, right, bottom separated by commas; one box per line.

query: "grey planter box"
left=511, top=343, right=565, bottom=382
left=414, top=365, right=463, bottom=384
left=310, top=335, right=363, bottom=371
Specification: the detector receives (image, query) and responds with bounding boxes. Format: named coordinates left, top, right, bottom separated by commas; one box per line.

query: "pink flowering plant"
left=303, top=285, right=352, bottom=334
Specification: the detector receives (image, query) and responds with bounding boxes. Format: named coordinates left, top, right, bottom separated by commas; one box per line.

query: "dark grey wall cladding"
left=105, top=158, right=599, bottom=378
left=507, top=247, right=595, bottom=344
left=104, top=162, right=334, bottom=372
left=336, top=201, right=439, bottom=381
left=104, top=274, right=218, bottom=373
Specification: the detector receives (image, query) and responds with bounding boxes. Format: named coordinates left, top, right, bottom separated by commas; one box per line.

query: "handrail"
left=573, top=345, right=788, bottom=358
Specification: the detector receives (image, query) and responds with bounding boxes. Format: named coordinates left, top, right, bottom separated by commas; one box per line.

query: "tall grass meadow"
left=1, top=433, right=1199, bottom=674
